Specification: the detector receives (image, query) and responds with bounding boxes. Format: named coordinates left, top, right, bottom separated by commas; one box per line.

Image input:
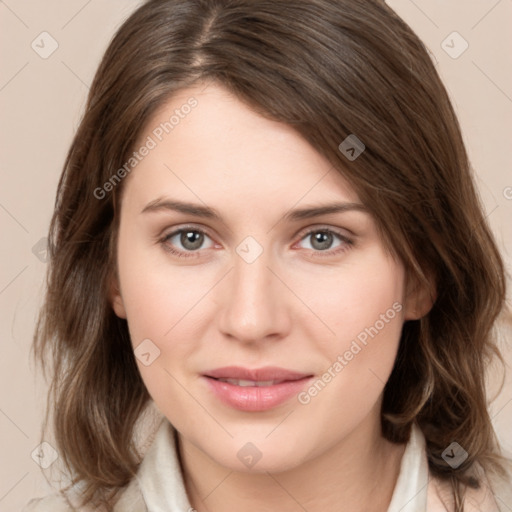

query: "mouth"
left=212, top=378, right=290, bottom=387
left=202, top=366, right=314, bottom=411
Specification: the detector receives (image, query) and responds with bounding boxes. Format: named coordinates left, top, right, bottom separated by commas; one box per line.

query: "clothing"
left=23, top=418, right=512, bottom=511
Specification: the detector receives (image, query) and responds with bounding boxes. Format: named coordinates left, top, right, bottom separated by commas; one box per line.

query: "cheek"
left=116, top=227, right=208, bottom=342
left=292, top=252, right=405, bottom=418
left=290, top=248, right=405, bottom=355
left=115, top=229, right=226, bottom=407
left=116, top=237, right=208, bottom=416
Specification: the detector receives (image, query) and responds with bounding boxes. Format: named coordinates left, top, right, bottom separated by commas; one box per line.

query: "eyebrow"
left=140, top=197, right=368, bottom=221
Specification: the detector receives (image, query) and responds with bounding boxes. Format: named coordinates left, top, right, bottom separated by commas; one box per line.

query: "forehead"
left=122, top=83, right=361, bottom=214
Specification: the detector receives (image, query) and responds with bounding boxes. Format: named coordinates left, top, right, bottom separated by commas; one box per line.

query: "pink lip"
left=203, top=366, right=314, bottom=412
left=204, top=366, right=311, bottom=382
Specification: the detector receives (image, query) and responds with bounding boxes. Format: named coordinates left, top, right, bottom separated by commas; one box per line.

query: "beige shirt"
left=23, top=419, right=512, bottom=511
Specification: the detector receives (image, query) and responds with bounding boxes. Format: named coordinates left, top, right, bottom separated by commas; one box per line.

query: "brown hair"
left=33, top=0, right=510, bottom=509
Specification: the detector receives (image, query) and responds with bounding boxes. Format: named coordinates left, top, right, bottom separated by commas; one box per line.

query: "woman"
left=25, top=0, right=512, bottom=510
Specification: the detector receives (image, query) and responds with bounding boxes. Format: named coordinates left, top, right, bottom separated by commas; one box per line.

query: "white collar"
left=137, top=420, right=430, bottom=512
left=386, top=422, right=429, bottom=511
left=136, top=418, right=192, bottom=512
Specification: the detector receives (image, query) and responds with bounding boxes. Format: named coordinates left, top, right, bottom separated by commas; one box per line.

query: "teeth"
left=217, top=378, right=281, bottom=387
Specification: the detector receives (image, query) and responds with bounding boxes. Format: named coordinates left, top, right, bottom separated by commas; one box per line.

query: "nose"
left=216, top=248, right=292, bottom=345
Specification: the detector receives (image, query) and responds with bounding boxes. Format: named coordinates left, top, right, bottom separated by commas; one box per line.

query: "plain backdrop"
left=0, top=1, right=511, bottom=510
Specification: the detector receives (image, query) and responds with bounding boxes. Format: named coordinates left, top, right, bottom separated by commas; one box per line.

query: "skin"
left=110, top=82, right=433, bottom=512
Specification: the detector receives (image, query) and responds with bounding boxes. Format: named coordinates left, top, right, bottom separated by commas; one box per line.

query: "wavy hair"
left=33, top=0, right=510, bottom=509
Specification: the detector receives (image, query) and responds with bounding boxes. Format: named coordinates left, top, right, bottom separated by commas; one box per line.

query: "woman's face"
left=111, top=82, right=422, bottom=472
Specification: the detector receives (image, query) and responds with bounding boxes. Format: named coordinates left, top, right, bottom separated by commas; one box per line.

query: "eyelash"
left=159, top=226, right=354, bottom=259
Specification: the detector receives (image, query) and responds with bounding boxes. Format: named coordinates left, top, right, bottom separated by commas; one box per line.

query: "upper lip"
left=204, top=366, right=312, bottom=382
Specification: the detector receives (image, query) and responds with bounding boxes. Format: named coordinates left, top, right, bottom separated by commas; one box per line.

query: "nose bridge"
left=217, top=244, right=290, bottom=342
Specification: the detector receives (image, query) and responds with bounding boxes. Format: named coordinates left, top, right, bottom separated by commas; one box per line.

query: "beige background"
left=1, top=1, right=511, bottom=510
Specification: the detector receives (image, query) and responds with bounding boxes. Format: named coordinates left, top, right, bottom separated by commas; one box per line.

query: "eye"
left=295, top=228, right=353, bottom=256
left=160, top=227, right=215, bottom=257
left=159, top=226, right=353, bottom=259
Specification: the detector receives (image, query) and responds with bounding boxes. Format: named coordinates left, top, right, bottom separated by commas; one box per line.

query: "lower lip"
left=203, top=376, right=313, bottom=412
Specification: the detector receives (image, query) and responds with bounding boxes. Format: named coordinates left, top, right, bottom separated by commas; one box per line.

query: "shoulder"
left=22, top=478, right=147, bottom=512
left=428, top=467, right=512, bottom=512
left=22, top=493, right=104, bottom=511
left=22, top=494, right=74, bottom=512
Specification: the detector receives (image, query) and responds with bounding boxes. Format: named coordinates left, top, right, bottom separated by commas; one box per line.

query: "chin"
left=206, top=436, right=311, bottom=474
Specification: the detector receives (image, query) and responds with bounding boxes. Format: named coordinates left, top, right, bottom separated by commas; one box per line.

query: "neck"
left=177, top=408, right=406, bottom=512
